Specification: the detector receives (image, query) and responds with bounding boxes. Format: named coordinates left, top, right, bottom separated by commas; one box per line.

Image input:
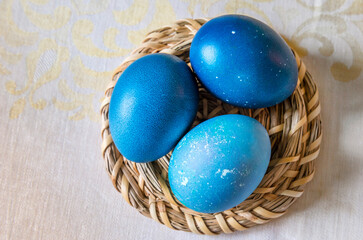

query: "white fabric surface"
left=1, top=0, right=363, bottom=239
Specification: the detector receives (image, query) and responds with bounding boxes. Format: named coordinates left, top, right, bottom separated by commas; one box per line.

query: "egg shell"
left=109, top=53, right=199, bottom=163
left=190, top=14, right=298, bottom=108
left=168, top=114, right=271, bottom=213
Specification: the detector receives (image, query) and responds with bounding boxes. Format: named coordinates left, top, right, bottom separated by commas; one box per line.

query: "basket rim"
left=100, top=18, right=322, bottom=235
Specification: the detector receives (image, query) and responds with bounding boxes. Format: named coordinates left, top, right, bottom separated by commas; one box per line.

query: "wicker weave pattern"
left=100, top=19, right=322, bottom=235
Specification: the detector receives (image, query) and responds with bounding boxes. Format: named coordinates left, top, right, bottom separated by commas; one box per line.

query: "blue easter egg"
left=190, top=14, right=298, bottom=108
left=109, top=53, right=199, bottom=163
left=168, top=114, right=271, bottom=213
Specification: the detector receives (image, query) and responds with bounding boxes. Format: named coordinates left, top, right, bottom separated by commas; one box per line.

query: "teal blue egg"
left=190, top=14, right=298, bottom=108
left=168, top=114, right=271, bottom=213
left=109, top=53, right=199, bottom=163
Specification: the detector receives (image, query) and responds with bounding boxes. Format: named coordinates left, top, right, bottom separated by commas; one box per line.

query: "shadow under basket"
left=100, top=18, right=322, bottom=235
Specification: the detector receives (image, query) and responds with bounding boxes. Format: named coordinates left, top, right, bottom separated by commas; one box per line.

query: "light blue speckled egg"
left=168, top=114, right=271, bottom=213
left=190, top=14, right=298, bottom=108
left=109, top=53, right=199, bottom=163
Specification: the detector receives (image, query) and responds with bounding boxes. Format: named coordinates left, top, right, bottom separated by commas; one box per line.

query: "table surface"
left=1, top=0, right=363, bottom=239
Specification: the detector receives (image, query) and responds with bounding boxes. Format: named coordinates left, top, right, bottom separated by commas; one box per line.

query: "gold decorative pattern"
left=182, top=0, right=220, bottom=15
left=0, top=0, right=38, bottom=46
left=113, top=0, right=149, bottom=25
left=72, top=20, right=129, bottom=58
left=71, top=0, right=110, bottom=15
left=225, top=0, right=273, bottom=25
left=53, top=79, right=100, bottom=121
left=6, top=38, right=69, bottom=118
left=20, top=0, right=72, bottom=30
left=127, top=0, right=177, bottom=45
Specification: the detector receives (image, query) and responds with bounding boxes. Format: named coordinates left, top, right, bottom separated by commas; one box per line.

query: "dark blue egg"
left=190, top=14, right=298, bottom=108
left=168, top=114, right=271, bottom=213
left=109, top=53, right=199, bottom=163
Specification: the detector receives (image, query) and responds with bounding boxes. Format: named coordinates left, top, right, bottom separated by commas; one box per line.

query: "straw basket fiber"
left=100, top=18, right=322, bottom=235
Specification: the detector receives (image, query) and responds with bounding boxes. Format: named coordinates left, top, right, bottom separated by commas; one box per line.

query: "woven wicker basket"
left=100, top=18, right=322, bottom=235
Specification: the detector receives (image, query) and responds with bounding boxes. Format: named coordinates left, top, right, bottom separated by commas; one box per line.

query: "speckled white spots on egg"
left=181, top=177, right=188, bottom=186
left=239, top=166, right=251, bottom=177
left=221, top=168, right=237, bottom=179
